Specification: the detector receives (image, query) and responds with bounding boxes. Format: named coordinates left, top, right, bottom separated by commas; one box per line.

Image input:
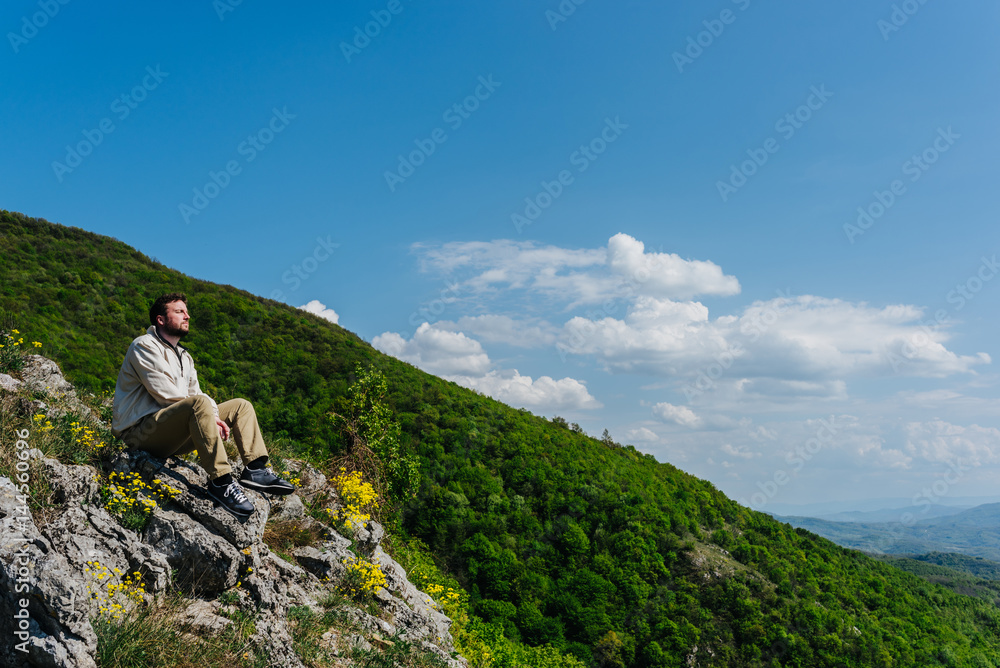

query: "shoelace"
left=224, top=482, right=249, bottom=504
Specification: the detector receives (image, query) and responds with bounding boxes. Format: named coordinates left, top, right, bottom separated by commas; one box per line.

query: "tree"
left=331, top=364, right=419, bottom=520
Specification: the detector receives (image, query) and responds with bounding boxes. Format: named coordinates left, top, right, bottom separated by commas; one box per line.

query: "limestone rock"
left=269, top=493, right=306, bottom=522
left=175, top=599, right=231, bottom=635
left=38, top=457, right=99, bottom=506
left=19, top=355, right=92, bottom=419
left=355, top=520, right=385, bottom=556
left=117, top=449, right=269, bottom=550
left=0, top=372, right=22, bottom=393
left=280, top=460, right=327, bottom=501
left=0, top=477, right=97, bottom=668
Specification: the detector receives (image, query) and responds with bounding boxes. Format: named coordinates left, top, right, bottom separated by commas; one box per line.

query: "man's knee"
left=226, top=398, right=255, bottom=415
left=191, top=395, right=215, bottom=412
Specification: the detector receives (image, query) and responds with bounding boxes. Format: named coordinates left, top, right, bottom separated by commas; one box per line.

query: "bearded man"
left=112, top=292, right=294, bottom=517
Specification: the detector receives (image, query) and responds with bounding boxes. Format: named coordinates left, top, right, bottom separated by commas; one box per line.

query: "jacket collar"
left=147, top=325, right=187, bottom=369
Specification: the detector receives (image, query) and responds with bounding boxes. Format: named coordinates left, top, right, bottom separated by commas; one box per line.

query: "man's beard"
left=162, top=322, right=188, bottom=338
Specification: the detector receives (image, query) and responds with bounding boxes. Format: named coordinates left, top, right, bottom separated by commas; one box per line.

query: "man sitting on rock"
left=112, top=292, right=294, bottom=518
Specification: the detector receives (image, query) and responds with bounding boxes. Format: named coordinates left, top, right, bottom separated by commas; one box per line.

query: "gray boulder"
left=0, top=477, right=97, bottom=668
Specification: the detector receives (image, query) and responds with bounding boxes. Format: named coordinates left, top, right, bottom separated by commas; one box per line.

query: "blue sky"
left=4, top=1, right=999, bottom=511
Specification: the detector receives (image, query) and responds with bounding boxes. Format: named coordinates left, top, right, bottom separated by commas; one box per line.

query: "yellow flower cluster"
left=84, top=560, right=145, bottom=621
left=421, top=576, right=462, bottom=609
left=101, top=472, right=181, bottom=522
left=340, top=557, right=386, bottom=597
left=281, top=470, right=301, bottom=487
left=0, top=330, right=29, bottom=371
left=328, top=469, right=379, bottom=530
left=69, top=421, right=108, bottom=454
left=1, top=331, right=23, bottom=348
left=32, top=413, right=54, bottom=432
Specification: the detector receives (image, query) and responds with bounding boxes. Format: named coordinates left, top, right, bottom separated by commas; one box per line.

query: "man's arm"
left=186, top=353, right=226, bottom=438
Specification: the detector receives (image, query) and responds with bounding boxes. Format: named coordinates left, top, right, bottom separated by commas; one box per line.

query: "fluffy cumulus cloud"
left=652, top=402, right=703, bottom=428
left=605, top=233, right=740, bottom=299
left=372, top=323, right=490, bottom=376
left=413, top=234, right=740, bottom=308
left=410, top=235, right=989, bottom=396
left=372, top=324, right=600, bottom=413
left=625, top=427, right=660, bottom=443
left=561, top=295, right=989, bottom=396
left=451, top=370, right=602, bottom=412
left=299, top=300, right=339, bottom=324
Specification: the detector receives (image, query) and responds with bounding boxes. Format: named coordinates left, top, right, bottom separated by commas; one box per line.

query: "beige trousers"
left=123, top=396, right=268, bottom=480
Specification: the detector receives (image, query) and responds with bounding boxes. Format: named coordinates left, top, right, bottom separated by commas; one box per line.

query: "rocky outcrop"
left=0, top=356, right=466, bottom=668
left=0, top=472, right=98, bottom=668
left=18, top=355, right=94, bottom=420
left=0, top=447, right=466, bottom=667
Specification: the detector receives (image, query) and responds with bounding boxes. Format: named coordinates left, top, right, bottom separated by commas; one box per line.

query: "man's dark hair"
left=149, top=293, right=188, bottom=326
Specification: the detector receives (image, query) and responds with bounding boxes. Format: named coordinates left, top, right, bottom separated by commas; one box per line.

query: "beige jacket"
left=111, top=326, right=219, bottom=437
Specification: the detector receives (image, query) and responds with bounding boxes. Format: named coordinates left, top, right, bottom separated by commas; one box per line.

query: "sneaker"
left=239, top=466, right=295, bottom=496
left=207, top=479, right=255, bottom=518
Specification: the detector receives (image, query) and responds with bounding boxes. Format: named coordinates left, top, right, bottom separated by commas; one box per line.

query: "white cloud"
left=299, top=300, right=339, bottom=324
left=372, top=323, right=600, bottom=413
left=560, top=295, right=989, bottom=387
left=652, top=402, right=703, bottom=428
left=451, top=370, right=602, bottom=412
left=721, top=443, right=759, bottom=460
left=606, top=233, right=740, bottom=299
left=625, top=427, right=660, bottom=443
left=372, top=323, right=490, bottom=376
left=413, top=234, right=740, bottom=307
left=904, top=420, right=1000, bottom=467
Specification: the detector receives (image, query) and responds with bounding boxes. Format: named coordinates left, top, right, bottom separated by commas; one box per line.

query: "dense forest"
left=4, top=210, right=1000, bottom=667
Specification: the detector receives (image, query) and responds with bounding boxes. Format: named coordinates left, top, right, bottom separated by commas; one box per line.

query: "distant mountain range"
left=766, top=495, right=1000, bottom=518
left=775, top=502, right=1000, bottom=561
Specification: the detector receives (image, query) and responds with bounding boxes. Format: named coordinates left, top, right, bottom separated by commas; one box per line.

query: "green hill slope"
left=4, top=210, right=1000, bottom=667
left=872, top=553, right=1000, bottom=607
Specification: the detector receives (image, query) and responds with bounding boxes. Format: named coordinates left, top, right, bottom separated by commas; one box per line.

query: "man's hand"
left=217, top=419, right=231, bottom=440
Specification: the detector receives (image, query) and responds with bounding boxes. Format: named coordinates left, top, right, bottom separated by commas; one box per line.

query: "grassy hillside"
left=4, top=210, right=1000, bottom=667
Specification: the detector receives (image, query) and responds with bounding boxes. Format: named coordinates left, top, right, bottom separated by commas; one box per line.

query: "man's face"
left=158, top=300, right=190, bottom=338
